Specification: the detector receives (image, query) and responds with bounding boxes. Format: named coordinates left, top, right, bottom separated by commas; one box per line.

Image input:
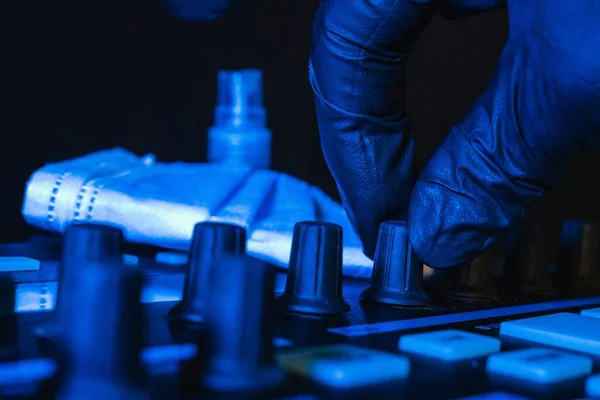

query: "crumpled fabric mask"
left=21, top=148, right=373, bottom=278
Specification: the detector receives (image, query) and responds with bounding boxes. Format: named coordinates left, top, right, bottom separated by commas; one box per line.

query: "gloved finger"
left=409, top=0, right=600, bottom=269
left=164, top=0, right=240, bottom=21
left=310, top=0, right=506, bottom=258
left=310, top=0, right=436, bottom=258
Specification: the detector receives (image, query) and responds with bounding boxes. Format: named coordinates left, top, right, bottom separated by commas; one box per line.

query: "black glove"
left=310, top=0, right=600, bottom=268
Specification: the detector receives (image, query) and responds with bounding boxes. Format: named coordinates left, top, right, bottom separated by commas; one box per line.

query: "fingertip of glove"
left=408, top=180, right=492, bottom=269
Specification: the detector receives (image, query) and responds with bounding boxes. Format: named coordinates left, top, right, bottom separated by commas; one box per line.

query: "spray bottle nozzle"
left=207, top=69, right=272, bottom=169
left=214, top=69, right=266, bottom=129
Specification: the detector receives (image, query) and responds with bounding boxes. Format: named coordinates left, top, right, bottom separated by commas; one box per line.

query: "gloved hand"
left=310, top=0, right=600, bottom=268
left=164, top=0, right=240, bottom=20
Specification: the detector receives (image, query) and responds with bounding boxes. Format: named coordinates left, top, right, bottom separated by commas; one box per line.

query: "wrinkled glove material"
left=310, top=0, right=600, bottom=268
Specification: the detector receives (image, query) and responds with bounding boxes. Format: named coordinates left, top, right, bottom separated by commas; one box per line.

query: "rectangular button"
left=487, top=348, right=592, bottom=384
left=277, top=344, right=410, bottom=388
left=500, top=312, right=600, bottom=356
left=398, top=329, right=500, bottom=361
left=0, top=257, right=40, bottom=272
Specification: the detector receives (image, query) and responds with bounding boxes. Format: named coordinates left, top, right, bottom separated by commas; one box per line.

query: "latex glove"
left=310, top=0, right=600, bottom=268
left=164, top=0, right=240, bottom=20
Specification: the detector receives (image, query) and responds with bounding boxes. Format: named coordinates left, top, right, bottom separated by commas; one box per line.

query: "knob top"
left=62, top=223, right=123, bottom=265
left=57, top=223, right=123, bottom=324
left=189, top=221, right=246, bottom=261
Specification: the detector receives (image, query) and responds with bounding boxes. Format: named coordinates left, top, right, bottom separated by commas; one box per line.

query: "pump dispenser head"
left=208, top=69, right=271, bottom=169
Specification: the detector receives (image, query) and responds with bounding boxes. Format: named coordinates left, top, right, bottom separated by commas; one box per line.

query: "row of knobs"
left=439, top=221, right=600, bottom=301
left=274, top=219, right=600, bottom=309
left=51, top=223, right=286, bottom=396
left=174, top=220, right=428, bottom=325
left=47, top=218, right=600, bottom=397
left=276, top=220, right=429, bottom=311
left=48, top=219, right=424, bottom=397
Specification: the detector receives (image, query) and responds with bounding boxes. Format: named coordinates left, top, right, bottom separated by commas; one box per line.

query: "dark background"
left=1, top=0, right=599, bottom=243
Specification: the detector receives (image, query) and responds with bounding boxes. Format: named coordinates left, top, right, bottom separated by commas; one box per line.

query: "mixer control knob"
left=58, top=229, right=148, bottom=399
left=507, top=224, right=556, bottom=298
left=439, top=247, right=499, bottom=301
left=361, top=221, right=429, bottom=306
left=169, top=222, right=246, bottom=327
left=276, top=221, right=349, bottom=315
left=57, top=223, right=123, bottom=327
left=199, top=254, right=284, bottom=391
left=556, top=220, right=600, bottom=294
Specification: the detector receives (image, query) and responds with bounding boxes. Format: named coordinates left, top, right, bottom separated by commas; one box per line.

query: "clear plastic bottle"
left=207, top=69, right=272, bottom=169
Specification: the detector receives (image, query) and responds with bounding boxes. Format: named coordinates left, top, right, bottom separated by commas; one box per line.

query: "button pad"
left=487, top=348, right=592, bottom=384
left=277, top=344, right=410, bottom=388
left=500, top=312, right=600, bottom=356
left=398, top=329, right=501, bottom=361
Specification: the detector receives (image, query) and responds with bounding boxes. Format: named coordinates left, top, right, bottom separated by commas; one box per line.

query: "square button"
left=277, top=344, right=410, bottom=388
left=398, top=329, right=501, bottom=361
left=500, top=312, right=600, bottom=356
left=487, top=347, right=592, bottom=384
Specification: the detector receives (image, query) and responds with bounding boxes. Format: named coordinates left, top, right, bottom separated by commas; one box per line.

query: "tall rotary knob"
left=438, top=247, right=499, bottom=301
left=57, top=223, right=123, bottom=329
left=556, top=220, right=600, bottom=294
left=169, top=221, right=247, bottom=326
left=57, top=226, right=148, bottom=399
left=505, top=224, right=556, bottom=298
left=276, top=221, right=350, bottom=315
left=361, top=221, right=429, bottom=306
left=198, top=254, right=285, bottom=391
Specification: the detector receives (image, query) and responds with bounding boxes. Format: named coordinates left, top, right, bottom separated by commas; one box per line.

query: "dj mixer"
left=1, top=219, right=600, bottom=399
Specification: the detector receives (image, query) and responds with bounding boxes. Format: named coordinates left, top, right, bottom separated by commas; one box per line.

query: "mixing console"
left=1, top=219, right=600, bottom=399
